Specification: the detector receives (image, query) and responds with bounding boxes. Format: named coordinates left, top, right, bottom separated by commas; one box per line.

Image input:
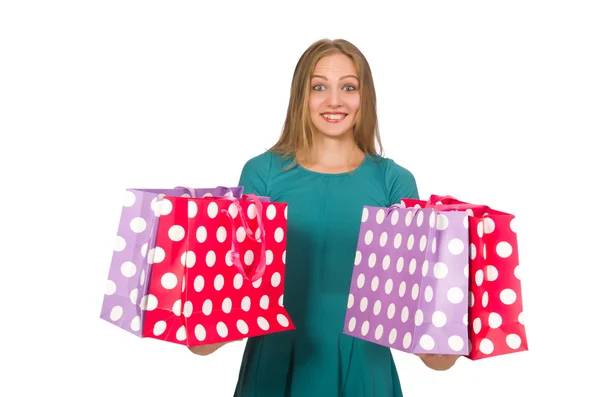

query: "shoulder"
left=238, top=150, right=282, bottom=196
left=369, top=154, right=420, bottom=202
left=240, top=150, right=276, bottom=173
left=378, top=156, right=416, bottom=181
left=369, top=154, right=417, bottom=185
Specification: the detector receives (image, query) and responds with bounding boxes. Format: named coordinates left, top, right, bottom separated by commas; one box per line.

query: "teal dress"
left=233, top=150, right=419, bottom=397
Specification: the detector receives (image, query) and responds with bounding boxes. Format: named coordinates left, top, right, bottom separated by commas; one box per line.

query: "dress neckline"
left=295, top=154, right=370, bottom=177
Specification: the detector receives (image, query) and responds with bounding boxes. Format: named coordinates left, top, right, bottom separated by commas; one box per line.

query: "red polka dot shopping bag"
left=100, top=186, right=294, bottom=346
left=402, top=194, right=528, bottom=360
left=100, top=186, right=243, bottom=336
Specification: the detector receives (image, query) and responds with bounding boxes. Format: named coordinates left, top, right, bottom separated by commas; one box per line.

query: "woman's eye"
left=312, top=84, right=356, bottom=91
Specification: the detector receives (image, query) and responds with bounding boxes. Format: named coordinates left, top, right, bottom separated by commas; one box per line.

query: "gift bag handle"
left=386, top=202, right=422, bottom=217
left=173, top=186, right=235, bottom=198
left=172, top=186, right=195, bottom=198
left=426, top=202, right=487, bottom=211
left=215, top=186, right=235, bottom=197
left=425, top=195, right=489, bottom=211
left=386, top=200, right=488, bottom=216
left=428, top=195, right=458, bottom=203
left=220, top=194, right=267, bottom=282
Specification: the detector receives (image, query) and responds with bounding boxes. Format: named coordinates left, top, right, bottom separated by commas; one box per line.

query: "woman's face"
left=308, top=53, right=360, bottom=139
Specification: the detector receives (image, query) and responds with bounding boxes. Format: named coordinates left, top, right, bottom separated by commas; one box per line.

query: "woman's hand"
left=415, top=353, right=461, bottom=371
left=188, top=339, right=243, bottom=356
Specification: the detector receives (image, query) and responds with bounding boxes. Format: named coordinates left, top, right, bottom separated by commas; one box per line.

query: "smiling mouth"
left=321, top=113, right=347, bottom=122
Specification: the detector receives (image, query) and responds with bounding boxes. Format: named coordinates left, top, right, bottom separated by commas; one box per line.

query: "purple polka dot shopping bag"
left=343, top=203, right=470, bottom=355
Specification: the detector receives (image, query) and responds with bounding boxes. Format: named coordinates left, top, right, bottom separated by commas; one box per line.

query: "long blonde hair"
left=270, top=38, right=383, bottom=167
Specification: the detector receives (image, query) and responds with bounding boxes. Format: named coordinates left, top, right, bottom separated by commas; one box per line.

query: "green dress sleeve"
left=237, top=151, right=273, bottom=197
left=383, top=158, right=420, bottom=203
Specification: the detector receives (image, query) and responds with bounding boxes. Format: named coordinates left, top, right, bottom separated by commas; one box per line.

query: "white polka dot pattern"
left=100, top=189, right=294, bottom=346
left=410, top=195, right=528, bottom=360
left=100, top=187, right=244, bottom=336
left=344, top=204, right=470, bottom=355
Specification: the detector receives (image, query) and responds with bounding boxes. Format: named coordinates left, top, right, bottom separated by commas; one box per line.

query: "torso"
left=234, top=151, right=408, bottom=397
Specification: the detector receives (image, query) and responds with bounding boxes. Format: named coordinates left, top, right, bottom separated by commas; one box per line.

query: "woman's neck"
left=297, top=134, right=365, bottom=172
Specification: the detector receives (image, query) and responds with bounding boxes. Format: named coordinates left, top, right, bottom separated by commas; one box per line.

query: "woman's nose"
left=326, top=90, right=342, bottom=108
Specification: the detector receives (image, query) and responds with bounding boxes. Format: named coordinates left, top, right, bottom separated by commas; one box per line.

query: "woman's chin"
left=313, top=123, right=355, bottom=139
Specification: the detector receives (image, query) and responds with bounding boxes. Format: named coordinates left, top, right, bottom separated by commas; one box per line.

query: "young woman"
left=190, top=38, right=460, bottom=396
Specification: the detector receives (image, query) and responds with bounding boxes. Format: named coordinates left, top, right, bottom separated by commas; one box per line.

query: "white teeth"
left=323, top=114, right=345, bottom=120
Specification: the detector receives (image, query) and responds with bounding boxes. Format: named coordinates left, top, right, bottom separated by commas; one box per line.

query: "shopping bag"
left=99, top=186, right=243, bottom=336
left=403, top=194, right=528, bottom=360
left=343, top=203, right=470, bottom=355
left=139, top=193, right=295, bottom=346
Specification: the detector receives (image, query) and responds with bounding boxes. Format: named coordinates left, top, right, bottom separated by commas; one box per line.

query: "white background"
left=1, top=1, right=598, bottom=396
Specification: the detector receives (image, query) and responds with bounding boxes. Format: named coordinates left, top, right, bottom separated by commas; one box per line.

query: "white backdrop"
left=1, top=1, right=598, bottom=396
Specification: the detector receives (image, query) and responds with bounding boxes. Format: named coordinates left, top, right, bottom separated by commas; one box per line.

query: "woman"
left=190, top=38, right=460, bottom=396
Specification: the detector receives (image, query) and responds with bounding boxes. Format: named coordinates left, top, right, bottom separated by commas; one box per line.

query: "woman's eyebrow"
left=311, top=74, right=359, bottom=80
